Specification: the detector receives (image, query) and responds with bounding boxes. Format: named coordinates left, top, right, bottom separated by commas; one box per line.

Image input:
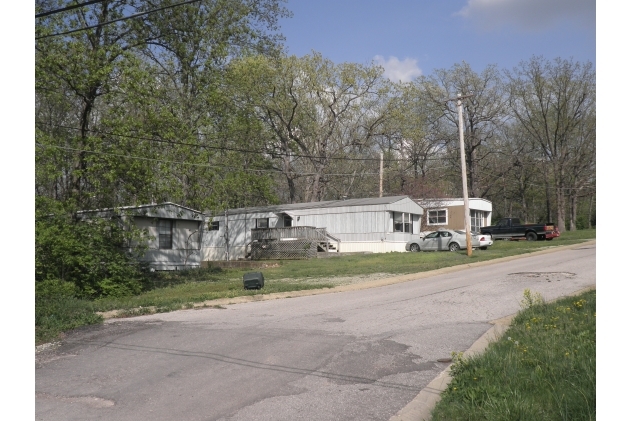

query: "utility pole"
left=224, top=209, right=229, bottom=261
left=379, top=152, right=383, bottom=197
left=447, top=93, right=474, bottom=256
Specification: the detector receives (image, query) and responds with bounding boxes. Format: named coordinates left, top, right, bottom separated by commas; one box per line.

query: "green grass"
left=35, top=228, right=595, bottom=345
left=35, top=295, right=103, bottom=345
left=431, top=289, right=596, bottom=421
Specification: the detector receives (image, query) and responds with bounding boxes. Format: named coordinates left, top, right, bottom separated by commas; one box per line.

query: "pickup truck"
left=480, top=218, right=560, bottom=241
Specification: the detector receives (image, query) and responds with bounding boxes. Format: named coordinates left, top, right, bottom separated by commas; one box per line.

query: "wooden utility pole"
left=379, top=152, right=383, bottom=197
left=457, top=94, right=473, bottom=256
left=446, top=92, right=475, bottom=256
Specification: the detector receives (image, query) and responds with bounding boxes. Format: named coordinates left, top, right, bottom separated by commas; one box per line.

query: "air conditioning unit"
left=243, top=272, right=264, bottom=290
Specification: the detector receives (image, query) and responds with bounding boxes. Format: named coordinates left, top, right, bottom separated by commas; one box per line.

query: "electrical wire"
left=35, top=142, right=386, bottom=176
left=36, top=0, right=203, bottom=40
left=38, top=122, right=455, bottom=163
left=36, top=0, right=110, bottom=18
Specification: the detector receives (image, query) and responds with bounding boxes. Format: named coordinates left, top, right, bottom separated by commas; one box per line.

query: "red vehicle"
left=480, top=218, right=560, bottom=241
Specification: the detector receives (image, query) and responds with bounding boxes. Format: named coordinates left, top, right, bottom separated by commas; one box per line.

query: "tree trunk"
left=569, top=194, right=578, bottom=231
left=556, top=186, right=566, bottom=233
left=588, top=194, right=594, bottom=229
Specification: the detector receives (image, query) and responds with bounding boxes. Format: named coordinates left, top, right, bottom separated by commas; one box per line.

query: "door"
left=437, top=231, right=453, bottom=250
left=421, top=232, right=440, bottom=251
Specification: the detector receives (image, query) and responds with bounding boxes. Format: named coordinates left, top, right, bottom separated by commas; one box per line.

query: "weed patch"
left=431, top=289, right=596, bottom=421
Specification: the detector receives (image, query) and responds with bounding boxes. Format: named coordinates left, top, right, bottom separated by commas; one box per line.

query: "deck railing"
left=250, top=226, right=340, bottom=260
left=252, top=226, right=325, bottom=241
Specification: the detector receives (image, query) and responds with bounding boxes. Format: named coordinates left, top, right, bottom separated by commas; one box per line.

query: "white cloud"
left=373, top=55, right=422, bottom=83
left=456, top=0, right=595, bottom=32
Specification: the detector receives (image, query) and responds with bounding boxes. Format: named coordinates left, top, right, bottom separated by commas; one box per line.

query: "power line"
left=38, top=123, right=455, bottom=163
left=35, top=143, right=385, bottom=176
left=36, top=0, right=203, bottom=40
left=36, top=0, right=110, bottom=18
left=476, top=168, right=596, bottom=192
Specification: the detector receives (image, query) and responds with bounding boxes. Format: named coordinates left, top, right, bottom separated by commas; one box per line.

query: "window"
left=283, top=215, right=293, bottom=227
left=158, top=219, right=173, bottom=249
left=209, top=221, right=220, bottom=231
left=393, top=212, right=413, bottom=233
left=428, top=209, right=447, bottom=225
left=256, top=218, right=269, bottom=229
left=470, top=210, right=485, bottom=233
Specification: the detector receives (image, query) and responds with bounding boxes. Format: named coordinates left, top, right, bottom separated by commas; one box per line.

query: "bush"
left=35, top=199, right=149, bottom=298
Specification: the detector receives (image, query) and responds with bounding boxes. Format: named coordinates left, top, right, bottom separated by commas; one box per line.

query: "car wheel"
left=480, top=246, right=487, bottom=250
left=449, top=242, right=460, bottom=252
left=410, top=243, right=420, bottom=252
left=526, top=232, right=537, bottom=241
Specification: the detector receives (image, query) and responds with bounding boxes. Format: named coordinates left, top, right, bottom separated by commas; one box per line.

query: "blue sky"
left=278, top=0, right=595, bottom=81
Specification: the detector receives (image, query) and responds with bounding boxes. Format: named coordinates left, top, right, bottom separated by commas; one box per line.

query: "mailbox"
left=243, top=272, right=264, bottom=290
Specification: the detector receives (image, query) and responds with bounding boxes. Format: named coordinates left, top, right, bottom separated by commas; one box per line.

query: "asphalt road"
left=36, top=242, right=596, bottom=421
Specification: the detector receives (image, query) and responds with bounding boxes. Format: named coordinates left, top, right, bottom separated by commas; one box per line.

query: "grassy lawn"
left=431, top=288, right=596, bottom=421
left=35, top=229, right=595, bottom=345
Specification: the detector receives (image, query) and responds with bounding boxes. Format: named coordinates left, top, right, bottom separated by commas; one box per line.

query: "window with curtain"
left=428, top=209, right=447, bottom=225
left=158, top=219, right=173, bottom=249
left=393, top=212, right=413, bottom=233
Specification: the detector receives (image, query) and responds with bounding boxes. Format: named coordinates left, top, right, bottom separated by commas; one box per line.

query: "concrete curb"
left=100, top=240, right=595, bottom=320
left=388, top=318, right=513, bottom=421
left=388, top=284, right=596, bottom=421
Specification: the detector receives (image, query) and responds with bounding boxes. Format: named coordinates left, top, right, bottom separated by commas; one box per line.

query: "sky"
left=277, top=0, right=596, bottom=82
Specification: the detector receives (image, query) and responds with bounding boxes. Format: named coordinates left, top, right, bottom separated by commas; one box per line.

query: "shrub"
left=35, top=198, right=149, bottom=298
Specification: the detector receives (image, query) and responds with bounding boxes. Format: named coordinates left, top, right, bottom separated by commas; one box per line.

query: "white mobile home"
left=203, top=196, right=424, bottom=261
left=78, top=203, right=204, bottom=270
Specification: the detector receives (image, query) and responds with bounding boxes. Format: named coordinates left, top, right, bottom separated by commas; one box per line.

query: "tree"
left=507, top=57, right=596, bottom=232
left=35, top=0, right=290, bottom=296
left=229, top=52, right=392, bottom=202
left=36, top=0, right=290, bottom=211
left=374, top=80, right=450, bottom=197
left=419, top=62, right=509, bottom=198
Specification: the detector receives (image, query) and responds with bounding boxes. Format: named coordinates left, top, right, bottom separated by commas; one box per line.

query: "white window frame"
left=393, top=212, right=414, bottom=233
left=470, top=210, right=485, bottom=233
left=427, top=209, right=448, bottom=225
left=256, top=218, right=269, bottom=229
left=209, top=221, right=220, bottom=231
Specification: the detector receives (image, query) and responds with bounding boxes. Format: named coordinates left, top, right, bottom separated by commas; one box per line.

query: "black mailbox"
left=243, top=272, right=264, bottom=290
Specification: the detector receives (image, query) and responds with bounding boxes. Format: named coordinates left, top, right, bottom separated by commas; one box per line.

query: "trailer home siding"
left=203, top=196, right=424, bottom=261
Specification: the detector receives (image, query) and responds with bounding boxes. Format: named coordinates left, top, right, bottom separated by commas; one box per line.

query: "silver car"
left=405, top=229, right=482, bottom=252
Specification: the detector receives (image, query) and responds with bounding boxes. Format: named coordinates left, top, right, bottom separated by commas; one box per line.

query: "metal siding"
left=134, top=217, right=158, bottom=249
left=173, top=220, right=200, bottom=249
left=201, top=199, right=423, bottom=260
left=339, top=241, right=408, bottom=253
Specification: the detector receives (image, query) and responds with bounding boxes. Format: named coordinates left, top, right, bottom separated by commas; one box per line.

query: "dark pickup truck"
left=480, top=218, right=560, bottom=241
